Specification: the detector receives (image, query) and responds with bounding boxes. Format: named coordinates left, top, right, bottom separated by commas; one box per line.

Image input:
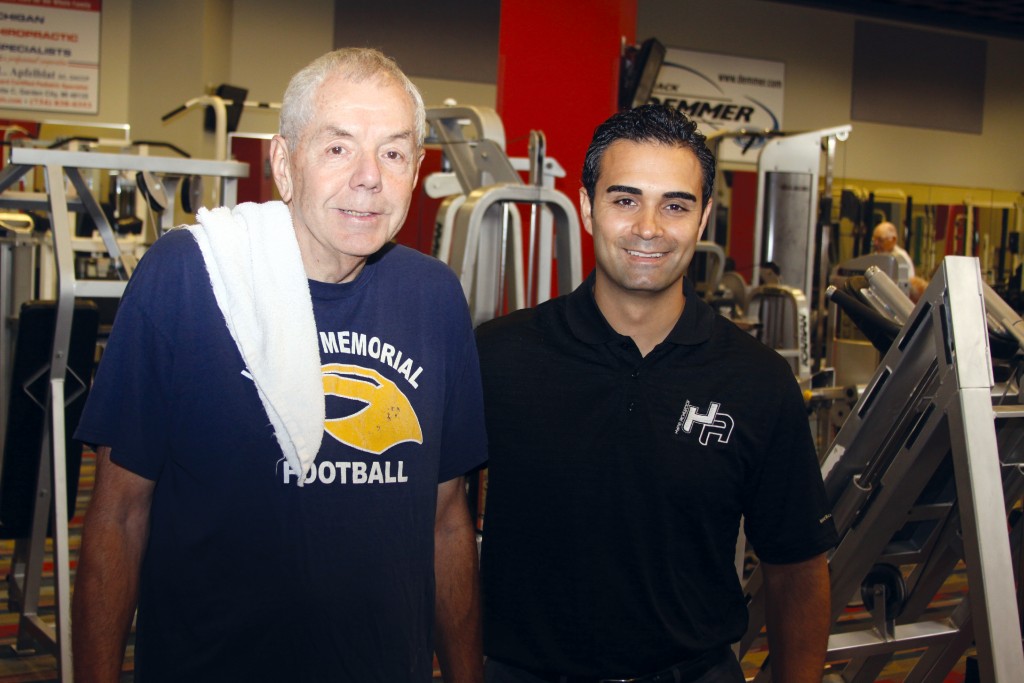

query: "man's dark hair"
left=582, top=104, right=715, bottom=208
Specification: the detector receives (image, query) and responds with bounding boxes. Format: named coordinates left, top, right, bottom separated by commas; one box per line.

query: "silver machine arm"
left=424, top=105, right=582, bottom=325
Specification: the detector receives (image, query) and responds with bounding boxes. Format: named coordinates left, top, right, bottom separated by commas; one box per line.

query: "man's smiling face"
left=580, top=139, right=712, bottom=300
left=273, top=73, right=423, bottom=283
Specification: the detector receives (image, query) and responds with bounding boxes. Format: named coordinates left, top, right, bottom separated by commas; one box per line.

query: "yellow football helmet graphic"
left=322, top=364, right=423, bottom=454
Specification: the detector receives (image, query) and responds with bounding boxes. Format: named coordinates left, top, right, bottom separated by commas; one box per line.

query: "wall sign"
left=0, top=0, right=101, bottom=114
left=648, top=48, right=784, bottom=166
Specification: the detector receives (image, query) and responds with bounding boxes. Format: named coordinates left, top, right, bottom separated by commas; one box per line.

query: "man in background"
left=872, top=220, right=916, bottom=279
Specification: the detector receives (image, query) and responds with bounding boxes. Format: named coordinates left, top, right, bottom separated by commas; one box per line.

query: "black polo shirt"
left=477, top=274, right=837, bottom=677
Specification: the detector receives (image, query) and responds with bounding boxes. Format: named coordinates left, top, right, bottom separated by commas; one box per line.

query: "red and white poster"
left=0, top=0, right=101, bottom=114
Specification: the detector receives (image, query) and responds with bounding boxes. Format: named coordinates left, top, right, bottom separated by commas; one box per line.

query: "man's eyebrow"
left=382, top=130, right=415, bottom=143
left=605, top=185, right=698, bottom=203
left=663, top=190, right=698, bottom=202
left=319, top=126, right=353, bottom=139
left=317, top=126, right=415, bottom=143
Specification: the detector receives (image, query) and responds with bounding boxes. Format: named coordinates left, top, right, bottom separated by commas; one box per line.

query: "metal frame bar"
left=424, top=106, right=582, bottom=324
left=449, top=183, right=581, bottom=325
left=745, top=283, right=812, bottom=381
left=751, top=125, right=851, bottom=295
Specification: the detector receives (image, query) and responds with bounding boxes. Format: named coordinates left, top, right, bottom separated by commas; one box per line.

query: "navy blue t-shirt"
left=76, top=228, right=487, bottom=682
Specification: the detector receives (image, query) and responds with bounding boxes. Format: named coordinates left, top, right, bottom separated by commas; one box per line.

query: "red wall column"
left=497, top=0, right=637, bottom=281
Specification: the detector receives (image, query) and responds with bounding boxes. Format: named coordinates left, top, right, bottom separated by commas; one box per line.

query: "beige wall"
left=104, top=0, right=495, bottom=149
left=638, top=0, right=1024, bottom=193
left=228, top=0, right=334, bottom=138
left=128, top=0, right=225, bottom=160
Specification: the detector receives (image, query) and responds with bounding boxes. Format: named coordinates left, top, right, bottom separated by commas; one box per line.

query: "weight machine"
left=0, top=144, right=247, bottom=681
left=740, top=256, right=1024, bottom=682
left=424, top=106, right=582, bottom=324
left=708, top=126, right=852, bottom=377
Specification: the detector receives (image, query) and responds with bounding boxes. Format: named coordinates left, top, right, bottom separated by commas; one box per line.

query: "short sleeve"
left=74, top=237, right=188, bottom=480
left=742, top=377, right=837, bottom=563
left=437, top=316, right=488, bottom=483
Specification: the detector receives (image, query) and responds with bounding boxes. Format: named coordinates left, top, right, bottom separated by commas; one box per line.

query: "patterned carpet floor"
left=0, top=452, right=982, bottom=682
left=0, top=451, right=131, bottom=682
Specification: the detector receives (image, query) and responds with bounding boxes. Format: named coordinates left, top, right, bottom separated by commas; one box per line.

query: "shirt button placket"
left=628, top=366, right=640, bottom=411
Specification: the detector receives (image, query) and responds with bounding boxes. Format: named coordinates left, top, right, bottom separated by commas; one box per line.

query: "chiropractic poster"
left=647, top=48, right=784, bottom=166
left=0, top=0, right=101, bottom=114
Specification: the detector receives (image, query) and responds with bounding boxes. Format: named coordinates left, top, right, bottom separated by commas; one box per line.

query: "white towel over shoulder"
left=187, top=201, right=324, bottom=483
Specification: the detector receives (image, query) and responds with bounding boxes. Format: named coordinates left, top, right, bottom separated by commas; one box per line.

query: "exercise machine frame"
left=740, top=256, right=1024, bottom=682
left=0, top=146, right=247, bottom=681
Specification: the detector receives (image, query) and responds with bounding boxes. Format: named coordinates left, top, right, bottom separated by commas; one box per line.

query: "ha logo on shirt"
left=674, top=399, right=734, bottom=446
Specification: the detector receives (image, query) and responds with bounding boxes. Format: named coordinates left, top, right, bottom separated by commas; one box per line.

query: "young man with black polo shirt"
left=476, top=104, right=837, bottom=683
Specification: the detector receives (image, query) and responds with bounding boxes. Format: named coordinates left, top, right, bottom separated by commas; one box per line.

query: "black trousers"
left=484, top=654, right=746, bottom=683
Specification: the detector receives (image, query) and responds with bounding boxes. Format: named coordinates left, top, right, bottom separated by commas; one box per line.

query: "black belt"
left=504, top=645, right=733, bottom=683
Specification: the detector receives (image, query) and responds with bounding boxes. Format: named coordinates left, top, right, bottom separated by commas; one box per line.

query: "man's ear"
left=411, top=148, right=426, bottom=190
left=269, top=135, right=293, bottom=203
left=697, top=198, right=713, bottom=241
left=579, top=187, right=595, bottom=237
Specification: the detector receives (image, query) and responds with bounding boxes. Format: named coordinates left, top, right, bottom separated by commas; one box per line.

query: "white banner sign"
left=0, top=0, right=101, bottom=114
left=648, top=48, right=784, bottom=165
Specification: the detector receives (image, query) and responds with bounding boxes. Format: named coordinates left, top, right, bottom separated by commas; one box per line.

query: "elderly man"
left=872, top=220, right=916, bottom=278
left=72, top=48, right=486, bottom=683
left=477, top=105, right=837, bottom=683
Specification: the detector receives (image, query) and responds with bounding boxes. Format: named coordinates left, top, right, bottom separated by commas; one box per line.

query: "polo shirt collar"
left=565, top=272, right=715, bottom=347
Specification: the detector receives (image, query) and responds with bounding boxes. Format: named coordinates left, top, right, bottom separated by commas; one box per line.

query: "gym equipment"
left=203, top=84, right=249, bottom=134
left=424, top=106, right=582, bottom=325
left=162, top=91, right=278, bottom=205
left=0, top=301, right=98, bottom=657
left=0, top=221, right=36, bottom=443
left=180, top=174, right=204, bottom=214
left=708, top=126, right=851, bottom=375
left=739, top=256, right=1024, bottom=682
left=717, top=270, right=750, bottom=317
left=619, top=37, right=666, bottom=111
left=161, top=94, right=231, bottom=164
left=0, top=146, right=247, bottom=247
left=843, top=260, right=912, bottom=321
left=1, top=301, right=97, bottom=538
left=161, top=92, right=280, bottom=150
left=825, top=254, right=905, bottom=387
left=0, top=145, right=248, bottom=679
left=127, top=141, right=206, bottom=218
left=745, top=283, right=812, bottom=381
left=751, top=125, right=850, bottom=311
left=689, top=241, right=727, bottom=301
left=136, top=170, right=168, bottom=212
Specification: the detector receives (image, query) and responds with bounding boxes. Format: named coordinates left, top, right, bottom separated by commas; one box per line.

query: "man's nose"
left=350, top=152, right=382, bottom=191
left=631, top=207, right=663, bottom=240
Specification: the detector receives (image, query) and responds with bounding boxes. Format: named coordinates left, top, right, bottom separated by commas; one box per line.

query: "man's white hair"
left=279, top=48, right=425, bottom=150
